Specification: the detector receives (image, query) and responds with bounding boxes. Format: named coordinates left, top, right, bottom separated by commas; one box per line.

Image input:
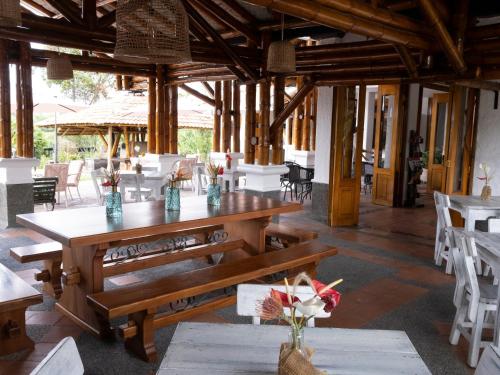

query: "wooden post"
left=272, top=76, right=285, bottom=164
left=287, top=117, right=293, bottom=146
left=19, top=42, right=33, bottom=158
left=257, top=79, right=270, bottom=165
left=116, top=75, right=123, bottom=91
left=169, top=85, right=178, bottom=154
left=222, top=80, right=232, bottom=152
left=124, top=127, right=130, bottom=158
left=213, top=81, right=222, bottom=152
left=111, top=130, right=121, bottom=157
left=292, top=76, right=304, bottom=151
left=0, top=39, right=11, bottom=158
left=123, top=75, right=131, bottom=90
left=244, top=83, right=256, bottom=164
left=155, top=65, right=165, bottom=154
left=107, top=126, right=113, bottom=170
left=302, top=92, right=312, bottom=151
left=163, top=83, right=170, bottom=154
left=147, top=77, right=156, bottom=153
left=232, top=80, right=240, bottom=153
left=311, top=87, right=317, bottom=151
left=16, top=64, right=23, bottom=157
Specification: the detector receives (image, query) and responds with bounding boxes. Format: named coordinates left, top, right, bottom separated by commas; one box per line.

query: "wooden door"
left=372, top=85, right=400, bottom=206
left=427, top=93, right=449, bottom=192
left=328, top=85, right=365, bottom=226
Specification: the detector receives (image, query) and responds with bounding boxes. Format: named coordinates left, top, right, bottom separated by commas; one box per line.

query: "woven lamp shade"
left=114, top=0, right=191, bottom=64
left=47, top=55, right=74, bottom=80
left=0, top=0, right=21, bottom=27
left=267, top=40, right=296, bottom=73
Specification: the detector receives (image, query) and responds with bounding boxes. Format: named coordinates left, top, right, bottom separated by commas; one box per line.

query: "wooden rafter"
left=202, top=82, right=215, bottom=98
left=97, top=10, right=116, bottom=29
left=394, top=44, right=418, bottom=78
left=21, top=0, right=56, bottom=17
left=179, top=84, right=216, bottom=106
left=183, top=0, right=259, bottom=83
left=219, top=0, right=258, bottom=24
left=82, top=0, right=97, bottom=30
left=44, top=0, right=84, bottom=25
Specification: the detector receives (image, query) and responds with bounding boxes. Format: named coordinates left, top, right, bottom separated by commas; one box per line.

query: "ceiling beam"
left=179, top=84, right=216, bottom=106
left=44, top=0, right=84, bottom=25
left=394, top=44, right=418, bottom=78
left=97, top=10, right=116, bottom=29
left=202, top=82, right=215, bottom=98
left=20, top=0, right=56, bottom=17
left=82, top=0, right=97, bottom=30
left=218, top=0, right=258, bottom=24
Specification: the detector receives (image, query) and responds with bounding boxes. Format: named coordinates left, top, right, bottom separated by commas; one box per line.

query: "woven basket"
left=46, top=55, right=74, bottom=80
left=114, top=0, right=191, bottom=64
left=0, top=0, right=21, bottom=27
left=267, top=41, right=296, bottom=73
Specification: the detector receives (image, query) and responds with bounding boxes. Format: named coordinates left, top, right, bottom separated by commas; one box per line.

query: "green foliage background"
left=178, top=129, right=213, bottom=161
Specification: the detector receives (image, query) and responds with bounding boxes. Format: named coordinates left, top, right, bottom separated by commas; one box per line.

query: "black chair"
left=283, top=164, right=301, bottom=201
left=33, top=177, right=58, bottom=211
left=297, top=167, right=314, bottom=203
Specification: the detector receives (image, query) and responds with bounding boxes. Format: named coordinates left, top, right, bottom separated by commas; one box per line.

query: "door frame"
left=427, top=92, right=449, bottom=193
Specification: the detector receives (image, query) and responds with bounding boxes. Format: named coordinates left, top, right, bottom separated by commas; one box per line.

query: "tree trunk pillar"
left=212, top=81, right=221, bottom=152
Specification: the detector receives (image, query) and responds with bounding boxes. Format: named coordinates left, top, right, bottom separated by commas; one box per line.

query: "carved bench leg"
left=124, top=308, right=157, bottom=362
left=95, top=312, right=114, bottom=341
left=0, top=307, right=34, bottom=356
left=35, top=259, right=63, bottom=299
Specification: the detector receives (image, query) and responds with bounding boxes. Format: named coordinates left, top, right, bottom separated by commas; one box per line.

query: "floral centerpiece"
left=257, top=273, right=342, bottom=375
left=478, top=162, right=494, bottom=200
left=206, top=163, right=224, bottom=206
left=225, top=148, right=232, bottom=170
left=165, top=170, right=185, bottom=211
left=101, top=167, right=122, bottom=218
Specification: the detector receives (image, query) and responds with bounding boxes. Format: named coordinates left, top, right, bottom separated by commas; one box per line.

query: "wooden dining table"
left=157, top=322, right=432, bottom=374
left=16, top=193, right=301, bottom=335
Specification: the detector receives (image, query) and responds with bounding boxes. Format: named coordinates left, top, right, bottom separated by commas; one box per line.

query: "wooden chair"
left=30, top=337, right=84, bottom=375
left=0, top=263, right=43, bottom=356
left=66, top=160, right=84, bottom=201
left=433, top=191, right=454, bottom=274
left=237, top=283, right=330, bottom=327
left=449, top=230, right=497, bottom=368
left=44, top=163, right=69, bottom=207
left=475, top=344, right=500, bottom=375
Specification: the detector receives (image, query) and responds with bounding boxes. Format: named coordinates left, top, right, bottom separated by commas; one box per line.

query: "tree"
left=178, top=129, right=213, bottom=161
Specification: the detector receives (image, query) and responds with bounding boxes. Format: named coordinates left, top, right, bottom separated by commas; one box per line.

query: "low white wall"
left=472, top=90, right=500, bottom=195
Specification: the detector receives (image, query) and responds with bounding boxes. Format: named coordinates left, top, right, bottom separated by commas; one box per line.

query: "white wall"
left=472, top=90, right=500, bottom=195
left=312, top=86, right=334, bottom=184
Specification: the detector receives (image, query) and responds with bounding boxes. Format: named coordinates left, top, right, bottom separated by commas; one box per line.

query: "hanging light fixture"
left=267, top=14, right=296, bottom=73
left=0, top=0, right=21, bottom=27
left=47, top=54, right=74, bottom=80
left=114, top=0, right=191, bottom=64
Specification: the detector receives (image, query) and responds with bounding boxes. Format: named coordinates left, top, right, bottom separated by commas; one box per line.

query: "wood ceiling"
left=3, top=0, right=500, bottom=88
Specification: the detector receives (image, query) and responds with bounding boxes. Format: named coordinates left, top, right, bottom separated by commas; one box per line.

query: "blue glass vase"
left=165, top=186, right=180, bottom=211
left=207, top=179, right=221, bottom=206
left=105, top=191, right=122, bottom=218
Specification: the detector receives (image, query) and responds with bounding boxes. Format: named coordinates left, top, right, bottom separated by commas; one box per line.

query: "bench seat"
left=265, top=222, right=318, bottom=245
left=87, top=239, right=336, bottom=361
left=0, top=263, right=43, bottom=356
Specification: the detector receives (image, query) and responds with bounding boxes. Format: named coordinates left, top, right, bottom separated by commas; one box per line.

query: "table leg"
left=56, top=244, right=111, bottom=336
left=224, top=216, right=271, bottom=259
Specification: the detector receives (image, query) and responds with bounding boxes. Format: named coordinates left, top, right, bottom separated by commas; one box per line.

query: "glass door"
left=427, top=93, right=449, bottom=192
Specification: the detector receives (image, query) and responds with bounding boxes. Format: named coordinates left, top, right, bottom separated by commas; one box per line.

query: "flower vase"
left=481, top=184, right=492, bottom=201
left=288, top=326, right=306, bottom=357
left=105, top=190, right=122, bottom=218
left=226, top=158, right=231, bottom=170
left=278, top=327, right=323, bottom=375
left=165, top=186, right=180, bottom=211
left=207, top=178, right=221, bottom=206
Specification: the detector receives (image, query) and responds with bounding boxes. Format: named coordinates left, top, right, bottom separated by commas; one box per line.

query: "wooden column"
left=272, top=76, right=285, bottom=164
left=123, top=128, right=130, bottom=157
left=287, top=117, right=293, bottom=146
left=123, top=75, right=132, bottom=90
left=213, top=81, right=222, bottom=152
left=116, top=75, right=123, bottom=91
left=222, top=80, right=232, bottom=152
left=257, top=79, right=270, bottom=165
left=311, top=88, right=318, bottom=151
left=163, top=83, right=170, bottom=154
left=155, top=65, right=165, bottom=154
left=232, top=80, right=240, bottom=153
left=244, top=83, right=256, bottom=164
left=107, top=126, right=113, bottom=169
left=292, top=76, right=304, bottom=150
left=19, top=42, right=33, bottom=158
left=302, top=92, right=312, bottom=151
left=16, top=64, right=23, bottom=157
left=0, top=39, right=11, bottom=158
left=169, top=85, right=178, bottom=154
left=147, top=77, right=156, bottom=153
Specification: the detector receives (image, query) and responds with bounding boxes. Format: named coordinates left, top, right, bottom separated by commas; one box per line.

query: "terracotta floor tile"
left=27, top=311, right=63, bottom=325
left=397, top=265, right=454, bottom=286
left=109, top=274, right=142, bottom=286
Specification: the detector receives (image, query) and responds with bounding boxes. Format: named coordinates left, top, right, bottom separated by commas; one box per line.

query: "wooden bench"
left=10, top=242, right=63, bottom=300
left=87, top=240, right=336, bottom=362
left=265, top=222, right=318, bottom=247
left=0, top=263, right=43, bottom=356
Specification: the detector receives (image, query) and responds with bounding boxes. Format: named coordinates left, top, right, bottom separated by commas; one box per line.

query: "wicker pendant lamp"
left=0, top=0, right=21, bottom=27
left=47, top=55, right=74, bottom=80
left=114, top=0, right=191, bottom=64
left=267, top=15, right=295, bottom=73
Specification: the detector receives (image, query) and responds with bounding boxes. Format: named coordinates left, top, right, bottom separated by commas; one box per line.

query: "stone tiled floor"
left=0, top=192, right=476, bottom=374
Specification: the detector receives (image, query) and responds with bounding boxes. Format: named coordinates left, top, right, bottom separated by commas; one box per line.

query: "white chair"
left=449, top=230, right=497, bottom=367
left=30, top=337, right=84, bottom=375
left=90, top=169, right=108, bottom=205
left=483, top=218, right=500, bottom=279
left=237, top=284, right=330, bottom=327
left=193, top=165, right=208, bottom=196
left=434, top=191, right=454, bottom=274
left=119, top=173, right=152, bottom=203
left=475, top=344, right=500, bottom=375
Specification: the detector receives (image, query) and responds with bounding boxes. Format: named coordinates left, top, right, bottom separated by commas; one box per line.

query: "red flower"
left=218, top=167, right=224, bottom=175
left=102, top=181, right=112, bottom=187
left=312, top=280, right=341, bottom=313
left=271, top=289, right=299, bottom=308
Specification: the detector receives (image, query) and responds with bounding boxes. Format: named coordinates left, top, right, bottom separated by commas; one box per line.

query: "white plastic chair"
left=30, top=337, right=83, bottom=375
left=434, top=191, right=454, bottom=274
left=119, top=173, right=152, bottom=203
left=449, top=230, right=497, bottom=367
left=475, top=344, right=500, bottom=375
left=237, top=284, right=330, bottom=328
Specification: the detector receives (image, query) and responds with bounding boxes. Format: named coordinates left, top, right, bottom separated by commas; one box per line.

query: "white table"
left=157, top=322, right=431, bottom=375
left=449, top=195, right=500, bottom=231
left=120, top=171, right=167, bottom=200
left=470, top=231, right=500, bottom=351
